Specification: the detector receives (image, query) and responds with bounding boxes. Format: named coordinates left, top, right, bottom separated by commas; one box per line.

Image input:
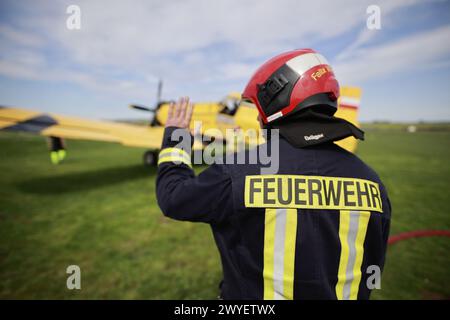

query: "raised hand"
left=165, top=96, right=194, bottom=129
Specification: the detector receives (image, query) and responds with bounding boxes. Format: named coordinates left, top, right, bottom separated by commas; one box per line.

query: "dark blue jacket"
left=156, top=127, right=391, bottom=300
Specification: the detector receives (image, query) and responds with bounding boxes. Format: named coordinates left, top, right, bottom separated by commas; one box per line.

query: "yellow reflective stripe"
left=283, top=208, right=297, bottom=300
left=159, top=147, right=190, bottom=160
left=158, top=147, right=191, bottom=167
left=336, top=210, right=370, bottom=300
left=157, top=155, right=192, bottom=167
left=263, top=209, right=276, bottom=300
left=336, top=211, right=351, bottom=300
left=263, top=208, right=298, bottom=300
left=350, top=211, right=370, bottom=299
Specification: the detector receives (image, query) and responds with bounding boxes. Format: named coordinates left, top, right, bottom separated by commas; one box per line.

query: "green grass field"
left=0, top=128, right=449, bottom=299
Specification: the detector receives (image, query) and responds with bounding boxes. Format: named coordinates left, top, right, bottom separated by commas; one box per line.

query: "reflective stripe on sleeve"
left=158, top=147, right=192, bottom=167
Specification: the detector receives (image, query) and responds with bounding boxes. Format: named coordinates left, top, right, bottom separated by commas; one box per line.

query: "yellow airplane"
left=0, top=81, right=362, bottom=165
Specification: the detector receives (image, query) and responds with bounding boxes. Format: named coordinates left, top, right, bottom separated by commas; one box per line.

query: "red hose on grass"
left=388, top=230, right=450, bottom=245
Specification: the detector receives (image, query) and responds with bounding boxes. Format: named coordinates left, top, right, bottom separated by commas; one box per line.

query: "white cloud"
left=336, top=0, right=425, bottom=61
left=334, top=25, right=450, bottom=84
left=0, top=0, right=447, bottom=110
left=217, top=62, right=259, bottom=80
left=0, top=24, right=44, bottom=47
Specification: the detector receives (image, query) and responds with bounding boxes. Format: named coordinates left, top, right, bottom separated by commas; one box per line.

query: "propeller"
left=128, top=79, right=164, bottom=126
left=129, top=79, right=164, bottom=112
left=156, top=79, right=163, bottom=104
left=128, top=104, right=154, bottom=112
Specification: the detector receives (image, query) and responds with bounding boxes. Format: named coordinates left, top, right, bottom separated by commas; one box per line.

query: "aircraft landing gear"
left=143, top=150, right=158, bottom=166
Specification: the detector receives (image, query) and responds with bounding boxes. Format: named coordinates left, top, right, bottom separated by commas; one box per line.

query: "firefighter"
left=47, top=136, right=66, bottom=165
left=156, top=49, right=391, bottom=300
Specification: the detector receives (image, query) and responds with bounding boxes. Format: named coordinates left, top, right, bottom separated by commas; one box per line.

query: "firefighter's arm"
left=156, top=151, right=232, bottom=223
left=156, top=97, right=233, bottom=224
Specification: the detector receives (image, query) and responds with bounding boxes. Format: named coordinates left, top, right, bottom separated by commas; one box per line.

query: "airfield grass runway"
left=0, top=126, right=449, bottom=299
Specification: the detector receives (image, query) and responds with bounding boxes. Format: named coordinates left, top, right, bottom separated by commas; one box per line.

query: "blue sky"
left=0, top=0, right=449, bottom=122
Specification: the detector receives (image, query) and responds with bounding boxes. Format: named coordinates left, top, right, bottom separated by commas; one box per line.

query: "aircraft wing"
left=0, top=106, right=165, bottom=149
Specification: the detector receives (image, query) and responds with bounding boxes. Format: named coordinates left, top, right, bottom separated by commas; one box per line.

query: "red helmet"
left=242, top=49, right=339, bottom=124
